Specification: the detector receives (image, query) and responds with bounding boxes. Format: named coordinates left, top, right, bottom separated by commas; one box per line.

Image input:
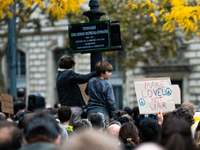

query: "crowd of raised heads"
left=0, top=101, right=200, bottom=150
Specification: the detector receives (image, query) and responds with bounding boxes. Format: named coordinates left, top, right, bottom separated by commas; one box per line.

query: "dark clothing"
left=85, top=77, right=116, bottom=118
left=19, top=142, right=57, bottom=150
left=122, top=145, right=136, bottom=150
left=56, top=68, right=95, bottom=107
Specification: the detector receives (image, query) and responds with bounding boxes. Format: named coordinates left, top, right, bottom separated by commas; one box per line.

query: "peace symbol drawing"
left=139, top=98, right=146, bottom=106
left=165, top=87, right=172, bottom=96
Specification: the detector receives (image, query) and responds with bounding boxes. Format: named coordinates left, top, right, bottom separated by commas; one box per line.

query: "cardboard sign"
left=1, top=93, right=14, bottom=114
left=79, top=83, right=89, bottom=102
left=172, top=84, right=181, bottom=104
left=134, top=77, right=175, bottom=114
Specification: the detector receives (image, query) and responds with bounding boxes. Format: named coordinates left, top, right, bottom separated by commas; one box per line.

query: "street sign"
left=69, top=21, right=112, bottom=53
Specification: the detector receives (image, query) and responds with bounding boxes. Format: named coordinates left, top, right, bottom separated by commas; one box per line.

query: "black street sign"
left=69, top=21, right=111, bottom=53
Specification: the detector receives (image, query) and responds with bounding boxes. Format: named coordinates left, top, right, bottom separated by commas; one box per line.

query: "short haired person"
left=85, top=61, right=116, bottom=129
left=89, top=112, right=105, bottom=132
left=19, top=112, right=61, bottom=150
left=138, top=117, right=162, bottom=143
left=57, top=106, right=76, bottom=139
left=56, top=55, right=96, bottom=126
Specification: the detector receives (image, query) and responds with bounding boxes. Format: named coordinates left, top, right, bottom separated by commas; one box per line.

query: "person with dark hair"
left=160, top=117, right=195, bottom=150
left=88, top=112, right=105, bottom=132
left=56, top=55, right=95, bottom=126
left=15, top=88, right=26, bottom=104
left=86, top=61, right=116, bottom=129
left=54, top=102, right=61, bottom=109
left=118, top=116, right=129, bottom=125
left=169, top=106, right=194, bottom=127
left=19, top=112, right=61, bottom=150
left=0, top=121, right=23, bottom=150
left=123, top=107, right=132, bottom=116
left=138, top=117, right=162, bottom=143
left=57, top=106, right=75, bottom=139
left=118, top=123, right=138, bottom=150
left=132, top=106, right=140, bottom=128
left=14, top=101, right=26, bottom=115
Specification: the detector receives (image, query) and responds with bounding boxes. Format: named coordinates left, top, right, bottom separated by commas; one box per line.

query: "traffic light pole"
left=83, top=0, right=105, bottom=72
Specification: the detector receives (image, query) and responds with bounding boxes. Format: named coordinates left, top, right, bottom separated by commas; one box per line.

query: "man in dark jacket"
left=56, top=55, right=95, bottom=126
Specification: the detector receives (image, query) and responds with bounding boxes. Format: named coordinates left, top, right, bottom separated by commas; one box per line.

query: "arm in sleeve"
left=68, top=71, right=96, bottom=84
left=106, top=85, right=116, bottom=118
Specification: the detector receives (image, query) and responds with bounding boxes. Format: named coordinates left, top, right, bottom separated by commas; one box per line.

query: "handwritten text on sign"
left=1, top=93, right=14, bottom=114
left=134, top=78, right=175, bottom=114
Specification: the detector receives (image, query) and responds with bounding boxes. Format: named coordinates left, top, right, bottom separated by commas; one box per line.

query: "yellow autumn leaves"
left=0, top=0, right=84, bottom=20
left=1, top=0, right=200, bottom=35
left=127, top=0, right=200, bottom=34
left=0, top=0, right=13, bottom=19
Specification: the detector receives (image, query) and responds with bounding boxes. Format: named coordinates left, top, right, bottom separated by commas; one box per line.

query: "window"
left=17, top=51, right=26, bottom=76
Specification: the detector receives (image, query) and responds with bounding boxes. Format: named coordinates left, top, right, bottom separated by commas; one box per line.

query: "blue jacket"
left=56, top=68, right=95, bottom=107
left=85, top=77, right=116, bottom=118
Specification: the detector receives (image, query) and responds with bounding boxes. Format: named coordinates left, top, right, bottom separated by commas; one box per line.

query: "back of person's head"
left=95, top=61, right=113, bottom=77
left=135, top=142, right=166, bottom=150
left=58, top=55, right=75, bottom=69
left=115, top=110, right=126, bottom=120
left=180, top=102, right=195, bottom=115
left=17, top=88, right=25, bottom=98
left=172, top=107, right=194, bottom=126
left=58, top=106, right=71, bottom=123
left=54, top=102, right=61, bottom=109
left=0, top=121, right=22, bottom=150
left=139, top=117, right=161, bottom=143
left=122, top=114, right=134, bottom=123
left=132, top=106, right=139, bottom=117
left=123, top=107, right=132, bottom=116
left=109, top=120, right=121, bottom=126
left=14, top=101, right=26, bottom=115
left=58, top=130, right=120, bottom=150
left=23, top=112, right=61, bottom=144
left=89, top=112, right=105, bottom=130
left=73, top=119, right=92, bottom=133
left=118, top=116, right=129, bottom=125
left=0, top=112, right=7, bottom=121
left=106, top=124, right=121, bottom=142
left=160, top=117, right=195, bottom=150
left=119, top=123, right=138, bottom=146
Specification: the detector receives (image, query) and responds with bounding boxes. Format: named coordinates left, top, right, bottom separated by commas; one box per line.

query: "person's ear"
left=102, top=122, right=105, bottom=129
left=69, top=115, right=72, bottom=120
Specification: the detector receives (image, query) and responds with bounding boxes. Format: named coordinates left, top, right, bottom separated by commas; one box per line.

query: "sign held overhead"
left=133, top=77, right=175, bottom=115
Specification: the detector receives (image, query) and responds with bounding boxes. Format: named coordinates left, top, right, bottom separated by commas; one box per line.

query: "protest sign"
left=134, top=77, right=175, bottom=114
left=1, top=93, right=14, bottom=114
left=172, top=84, right=181, bottom=104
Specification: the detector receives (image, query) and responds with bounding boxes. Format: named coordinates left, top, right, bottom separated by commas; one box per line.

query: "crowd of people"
left=0, top=54, right=200, bottom=150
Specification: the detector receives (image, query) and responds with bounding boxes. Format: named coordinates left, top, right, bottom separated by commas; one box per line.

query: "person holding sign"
left=85, top=61, right=116, bottom=129
left=56, top=55, right=96, bottom=126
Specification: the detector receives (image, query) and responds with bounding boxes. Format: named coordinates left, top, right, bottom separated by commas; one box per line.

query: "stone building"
left=125, top=36, right=200, bottom=110
left=0, top=6, right=124, bottom=109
